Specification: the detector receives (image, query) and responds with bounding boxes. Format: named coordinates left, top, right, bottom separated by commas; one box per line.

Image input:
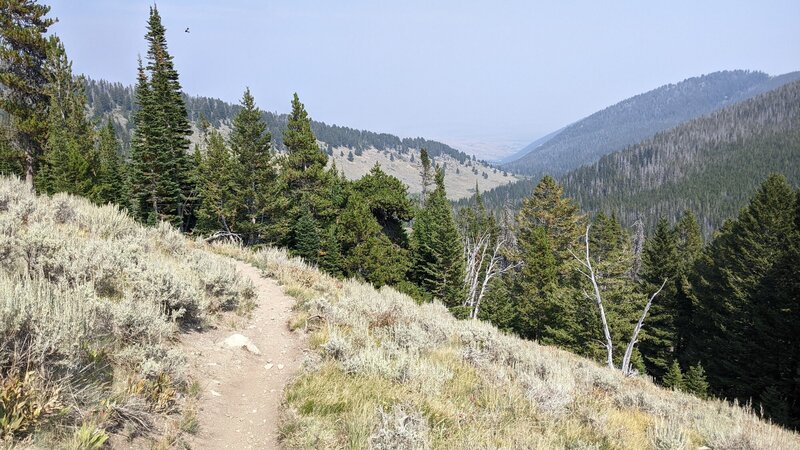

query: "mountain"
left=84, top=79, right=517, bottom=200
left=464, top=80, right=800, bottom=235
left=562, top=79, right=800, bottom=234
left=504, top=70, right=800, bottom=176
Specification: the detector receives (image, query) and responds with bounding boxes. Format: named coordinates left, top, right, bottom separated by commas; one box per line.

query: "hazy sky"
left=49, top=0, right=799, bottom=156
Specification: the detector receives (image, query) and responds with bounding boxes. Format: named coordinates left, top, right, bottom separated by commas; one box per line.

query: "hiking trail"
left=182, top=260, right=304, bottom=449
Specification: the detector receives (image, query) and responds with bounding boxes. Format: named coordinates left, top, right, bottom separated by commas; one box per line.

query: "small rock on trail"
left=221, top=333, right=262, bottom=355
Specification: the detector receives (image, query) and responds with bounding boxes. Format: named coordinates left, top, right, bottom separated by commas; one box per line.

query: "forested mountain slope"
left=562, top=79, right=800, bottom=234
left=504, top=70, right=800, bottom=176
left=467, top=80, right=800, bottom=235
left=84, top=79, right=516, bottom=199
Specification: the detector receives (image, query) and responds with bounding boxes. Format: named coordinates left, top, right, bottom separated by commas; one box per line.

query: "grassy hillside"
left=329, top=146, right=515, bottom=200
left=504, top=70, right=800, bottom=176
left=214, top=246, right=800, bottom=449
left=84, top=79, right=516, bottom=200
left=0, top=177, right=254, bottom=447
left=3, top=177, right=798, bottom=448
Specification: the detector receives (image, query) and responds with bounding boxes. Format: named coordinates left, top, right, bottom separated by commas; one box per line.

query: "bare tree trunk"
left=631, top=217, right=645, bottom=281
left=621, top=279, right=667, bottom=375
left=574, top=224, right=615, bottom=369
left=24, top=136, right=35, bottom=187
left=471, top=239, right=519, bottom=319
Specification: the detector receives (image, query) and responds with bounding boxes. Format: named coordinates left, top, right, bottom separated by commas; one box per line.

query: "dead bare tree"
left=621, top=278, right=667, bottom=375
left=572, top=224, right=615, bottom=368
left=630, top=216, right=645, bottom=281
left=462, top=231, right=518, bottom=319
left=572, top=223, right=667, bottom=374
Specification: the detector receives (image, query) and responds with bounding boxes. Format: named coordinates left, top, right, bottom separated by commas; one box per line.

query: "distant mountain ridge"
left=562, top=79, right=800, bottom=234
left=471, top=79, right=800, bottom=235
left=84, top=78, right=518, bottom=199
left=504, top=70, right=800, bottom=176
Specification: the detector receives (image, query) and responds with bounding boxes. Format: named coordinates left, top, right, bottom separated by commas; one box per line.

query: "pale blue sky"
left=49, top=1, right=799, bottom=156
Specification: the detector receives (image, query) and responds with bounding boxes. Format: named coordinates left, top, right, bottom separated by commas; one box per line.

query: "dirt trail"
left=182, top=261, right=304, bottom=449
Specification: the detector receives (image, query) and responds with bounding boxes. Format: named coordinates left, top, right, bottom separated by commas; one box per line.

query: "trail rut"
left=182, top=260, right=303, bottom=449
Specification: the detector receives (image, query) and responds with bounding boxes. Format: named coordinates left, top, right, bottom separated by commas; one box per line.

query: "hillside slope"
left=2, top=177, right=798, bottom=448
left=213, top=245, right=800, bottom=449
left=85, top=79, right=517, bottom=200
left=562, top=80, right=800, bottom=234
left=0, top=177, right=256, bottom=446
left=504, top=70, right=800, bottom=176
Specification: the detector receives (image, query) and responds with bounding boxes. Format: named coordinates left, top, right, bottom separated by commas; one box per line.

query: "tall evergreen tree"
left=36, top=37, right=97, bottom=199
left=229, top=88, right=273, bottom=244
left=589, top=213, right=644, bottom=368
left=411, top=168, right=464, bottom=307
left=195, top=130, right=240, bottom=233
left=419, top=148, right=433, bottom=204
left=639, top=218, right=681, bottom=380
left=129, top=6, right=193, bottom=228
left=95, top=119, right=127, bottom=205
left=274, top=93, right=335, bottom=246
left=516, top=175, right=583, bottom=271
left=673, top=210, right=703, bottom=361
left=688, top=174, right=797, bottom=415
left=511, top=176, right=586, bottom=353
left=0, top=0, right=55, bottom=186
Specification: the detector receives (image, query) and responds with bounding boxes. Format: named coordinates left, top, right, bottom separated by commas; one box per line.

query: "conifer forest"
left=1, top=1, right=799, bottom=448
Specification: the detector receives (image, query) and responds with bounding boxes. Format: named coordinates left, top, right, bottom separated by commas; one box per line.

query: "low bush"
left=0, top=176, right=254, bottom=444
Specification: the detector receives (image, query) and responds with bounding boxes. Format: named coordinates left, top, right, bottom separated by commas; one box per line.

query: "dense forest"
left=467, top=80, right=800, bottom=235
left=504, top=70, right=800, bottom=176
left=2, top=1, right=800, bottom=440
left=563, top=80, right=800, bottom=234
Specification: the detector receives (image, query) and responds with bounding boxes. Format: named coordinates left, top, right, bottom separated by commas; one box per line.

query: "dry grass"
left=0, top=176, right=255, bottom=446
left=327, top=146, right=518, bottom=200
left=227, top=245, right=800, bottom=450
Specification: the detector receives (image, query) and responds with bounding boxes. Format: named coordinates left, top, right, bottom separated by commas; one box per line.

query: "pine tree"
left=516, top=175, right=583, bottom=271
left=37, top=37, right=98, bottom=199
left=411, top=168, right=464, bottom=307
left=291, top=208, right=320, bottom=263
left=229, top=88, right=273, bottom=244
left=274, top=93, right=334, bottom=246
left=662, top=360, right=684, bottom=390
left=318, top=224, right=343, bottom=277
left=589, top=213, right=643, bottom=367
left=639, top=218, right=680, bottom=379
left=684, top=363, right=709, bottom=398
left=419, top=148, right=433, bottom=204
left=95, top=119, right=127, bottom=205
left=513, top=226, right=562, bottom=342
left=349, top=233, right=411, bottom=288
left=0, top=0, right=55, bottom=187
left=745, top=187, right=800, bottom=426
left=673, top=210, right=703, bottom=361
left=512, top=176, right=586, bottom=353
left=688, top=174, right=797, bottom=408
left=129, top=6, right=193, bottom=228
left=195, top=130, right=240, bottom=233
left=354, top=163, right=414, bottom=246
